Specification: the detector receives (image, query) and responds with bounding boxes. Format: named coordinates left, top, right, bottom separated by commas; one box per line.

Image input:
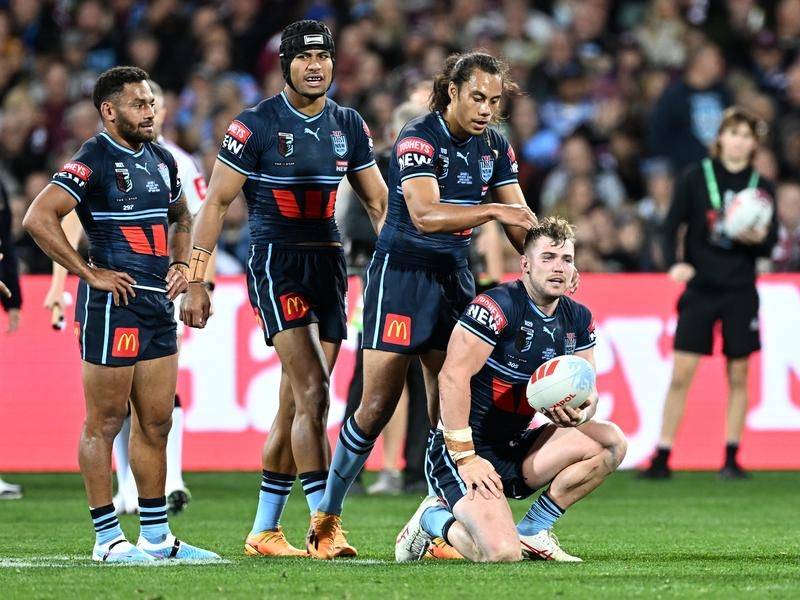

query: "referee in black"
left=640, top=107, right=778, bottom=480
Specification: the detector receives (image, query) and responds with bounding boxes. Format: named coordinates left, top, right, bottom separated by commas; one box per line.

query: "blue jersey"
left=376, top=111, right=518, bottom=269
left=217, top=91, right=375, bottom=246
left=457, top=280, right=596, bottom=447
left=51, top=132, right=183, bottom=291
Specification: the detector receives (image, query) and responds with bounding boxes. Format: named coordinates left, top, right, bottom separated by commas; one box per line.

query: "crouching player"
left=395, top=217, right=627, bottom=562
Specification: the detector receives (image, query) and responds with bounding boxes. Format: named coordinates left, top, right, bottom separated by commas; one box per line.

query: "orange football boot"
left=306, top=512, right=358, bottom=559
left=244, top=527, right=308, bottom=557
left=424, top=536, right=463, bottom=560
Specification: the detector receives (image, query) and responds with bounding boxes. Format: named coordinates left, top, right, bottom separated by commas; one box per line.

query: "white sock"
left=165, top=406, right=185, bottom=493
left=113, top=415, right=138, bottom=501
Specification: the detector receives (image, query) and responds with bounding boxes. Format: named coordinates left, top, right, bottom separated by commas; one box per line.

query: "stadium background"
left=2, top=0, right=800, bottom=473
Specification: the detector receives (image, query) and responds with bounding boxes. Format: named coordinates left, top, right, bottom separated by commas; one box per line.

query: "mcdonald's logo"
left=112, top=327, right=140, bottom=358
left=280, top=293, right=309, bottom=321
left=382, top=313, right=411, bottom=346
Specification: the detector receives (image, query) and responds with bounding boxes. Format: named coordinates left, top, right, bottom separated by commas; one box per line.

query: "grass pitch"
left=1, top=471, right=798, bottom=599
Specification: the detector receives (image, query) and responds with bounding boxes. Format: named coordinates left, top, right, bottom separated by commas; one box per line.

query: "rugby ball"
left=724, top=188, right=773, bottom=238
left=526, top=355, right=595, bottom=412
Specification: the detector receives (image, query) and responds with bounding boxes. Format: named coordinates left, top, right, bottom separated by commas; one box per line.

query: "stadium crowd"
left=2, top=0, right=800, bottom=298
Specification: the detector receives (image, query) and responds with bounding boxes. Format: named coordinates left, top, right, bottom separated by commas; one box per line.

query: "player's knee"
left=86, top=412, right=126, bottom=441
left=726, top=362, right=749, bottom=389
left=599, top=422, right=627, bottom=468
left=669, top=369, right=693, bottom=391
left=480, top=538, right=521, bottom=563
left=139, top=413, right=173, bottom=443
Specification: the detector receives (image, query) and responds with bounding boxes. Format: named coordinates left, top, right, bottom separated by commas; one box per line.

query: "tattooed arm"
left=166, top=195, right=192, bottom=299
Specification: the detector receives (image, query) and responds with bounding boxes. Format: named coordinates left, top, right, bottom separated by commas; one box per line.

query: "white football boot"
left=520, top=529, right=582, bottom=562
left=395, top=496, right=441, bottom=562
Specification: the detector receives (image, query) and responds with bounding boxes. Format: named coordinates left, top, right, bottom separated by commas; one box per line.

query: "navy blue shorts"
left=246, top=244, right=347, bottom=346
left=362, top=256, right=475, bottom=354
left=75, top=281, right=177, bottom=367
left=425, top=427, right=546, bottom=510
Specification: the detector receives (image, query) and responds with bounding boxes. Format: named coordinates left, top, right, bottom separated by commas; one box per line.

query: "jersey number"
left=273, top=190, right=336, bottom=219
left=120, top=225, right=168, bottom=256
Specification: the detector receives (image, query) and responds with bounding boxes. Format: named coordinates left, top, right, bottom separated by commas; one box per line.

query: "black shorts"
left=246, top=244, right=347, bottom=346
left=425, top=427, right=546, bottom=510
left=75, top=281, right=177, bottom=367
left=673, top=286, right=760, bottom=359
left=362, top=256, right=475, bottom=354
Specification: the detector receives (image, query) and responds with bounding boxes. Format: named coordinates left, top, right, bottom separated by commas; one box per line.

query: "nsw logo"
left=331, top=130, right=348, bottom=157
left=479, top=154, right=494, bottom=183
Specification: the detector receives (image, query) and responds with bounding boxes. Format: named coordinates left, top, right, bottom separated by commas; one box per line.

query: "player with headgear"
left=395, top=217, right=627, bottom=562
left=23, top=66, right=218, bottom=562
left=180, top=19, right=387, bottom=558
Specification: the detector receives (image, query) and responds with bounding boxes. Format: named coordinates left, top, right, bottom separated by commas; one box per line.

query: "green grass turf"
left=1, top=471, right=798, bottom=599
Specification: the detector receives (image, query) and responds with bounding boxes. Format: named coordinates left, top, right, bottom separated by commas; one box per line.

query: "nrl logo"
left=278, top=132, right=294, bottom=157
left=114, top=162, right=132, bottom=193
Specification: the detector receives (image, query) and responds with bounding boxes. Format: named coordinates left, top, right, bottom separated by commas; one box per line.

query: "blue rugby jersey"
left=376, top=111, right=518, bottom=269
left=456, top=280, right=596, bottom=447
left=217, top=91, right=375, bottom=246
left=51, top=132, right=182, bottom=291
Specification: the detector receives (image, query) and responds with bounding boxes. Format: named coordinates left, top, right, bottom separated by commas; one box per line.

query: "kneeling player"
left=396, top=217, right=627, bottom=562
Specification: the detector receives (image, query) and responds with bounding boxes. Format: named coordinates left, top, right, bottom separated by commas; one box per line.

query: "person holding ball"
left=394, top=217, right=627, bottom=563
left=640, top=107, right=778, bottom=480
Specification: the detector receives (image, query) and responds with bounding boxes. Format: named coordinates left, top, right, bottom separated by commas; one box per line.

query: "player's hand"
left=568, top=267, right=580, bottom=294
left=541, top=404, right=585, bottom=427
left=457, top=455, right=503, bottom=500
left=492, top=203, right=537, bottom=231
left=165, top=265, right=189, bottom=301
left=181, top=283, right=211, bottom=328
left=43, top=286, right=66, bottom=330
left=0, top=279, right=10, bottom=299
left=86, top=268, right=137, bottom=306
left=735, top=225, right=768, bottom=245
left=6, top=308, right=20, bottom=333
left=668, top=262, right=695, bottom=284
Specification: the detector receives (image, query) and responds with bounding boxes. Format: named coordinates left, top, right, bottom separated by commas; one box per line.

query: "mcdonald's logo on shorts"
left=280, top=293, right=309, bottom=321
left=112, top=328, right=140, bottom=358
left=382, top=313, right=411, bottom=346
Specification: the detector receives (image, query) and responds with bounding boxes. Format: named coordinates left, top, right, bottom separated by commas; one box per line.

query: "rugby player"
left=180, top=20, right=387, bottom=558
left=395, top=217, right=627, bottom=562
left=43, top=80, right=213, bottom=516
left=310, top=52, right=548, bottom=559
left=23, top=66, right=218, bottom=562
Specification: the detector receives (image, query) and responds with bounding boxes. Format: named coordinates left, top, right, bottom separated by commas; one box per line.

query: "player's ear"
left=448, top=81, right=457, bottom=102
left=101, top=100, right=115, bottom=123
left=520, top=253, right=529, bottom=274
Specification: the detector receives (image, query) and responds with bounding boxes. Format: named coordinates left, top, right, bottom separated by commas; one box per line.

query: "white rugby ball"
left=526, top=355, right=596, bottom=412
left=724, top=188, right=773, bottom=238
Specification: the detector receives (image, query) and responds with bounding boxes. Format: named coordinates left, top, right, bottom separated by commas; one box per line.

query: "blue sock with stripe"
left=90, top=504, right=124, bottom=546
left=250, top=470, right=295, bottom=534
left=299, top=470, right=328, bottom=514
left=420, top=505, right=456, bottom=542
left=316, top=416, right=377, bottom=515
left=517, top=492, right=565, bottom=536
left=138, top=496, right=171, bottom=544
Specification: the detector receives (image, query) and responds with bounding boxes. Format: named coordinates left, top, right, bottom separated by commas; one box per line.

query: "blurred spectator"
left=772, top=181, right=800, bottom=272
left=634, top=0, right=688, bottom=69
left=0, top=175, right=20, bottom=331
left=540, top=131, right=626, bottom=212
left=638, top=159, right=674, bottom=270
left=648, top=42, right=731, bottom=171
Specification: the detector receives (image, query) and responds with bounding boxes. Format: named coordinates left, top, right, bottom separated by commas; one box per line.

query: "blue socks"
left=90, top=504, right=124, bottom=546
left=517, top=492, right=565, bottom=536
left=138, top=496, right=171, bottom=544
left=299, top=470, right=327, bottom=514
left=316, top=416, right=377, bottom=515
left=250, top=470, right=294, bottom=534
left=420, top=505, right=455, bottom=542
